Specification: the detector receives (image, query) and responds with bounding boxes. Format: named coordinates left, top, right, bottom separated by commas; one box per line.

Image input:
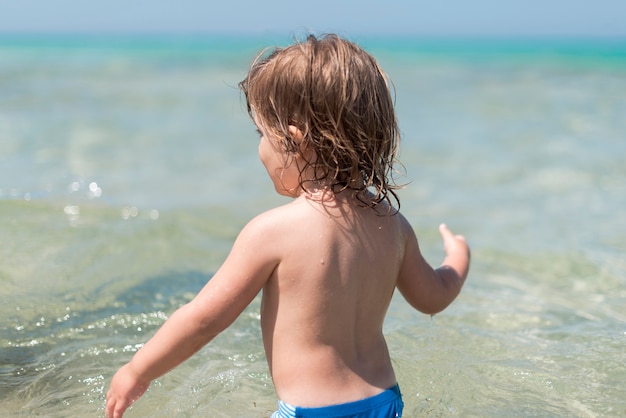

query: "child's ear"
left=288, top=125, right=304, bottom=144
left=288, top=125, right=314, bottom=161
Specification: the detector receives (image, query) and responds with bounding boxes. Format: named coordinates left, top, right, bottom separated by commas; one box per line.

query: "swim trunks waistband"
left=272, top=384, right=404, bottom=418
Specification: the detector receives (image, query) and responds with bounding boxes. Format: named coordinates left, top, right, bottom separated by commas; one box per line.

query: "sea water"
left=1, top=34, right=625, bottom=417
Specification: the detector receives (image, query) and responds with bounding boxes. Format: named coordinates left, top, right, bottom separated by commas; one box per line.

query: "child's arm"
left=396, top=222, right=470, bottom=315
left=105, top=214, right=279, bottom=418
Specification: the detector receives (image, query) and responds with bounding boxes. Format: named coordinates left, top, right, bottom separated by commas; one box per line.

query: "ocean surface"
left=1, top=34, right=625, bottom=417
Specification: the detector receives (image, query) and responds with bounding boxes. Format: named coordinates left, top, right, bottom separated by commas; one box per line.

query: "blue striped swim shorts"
left=271, top=384, right=403, bottom=418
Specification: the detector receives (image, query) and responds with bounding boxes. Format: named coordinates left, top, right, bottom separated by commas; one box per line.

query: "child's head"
left=240, top=34, right=401, bottom=208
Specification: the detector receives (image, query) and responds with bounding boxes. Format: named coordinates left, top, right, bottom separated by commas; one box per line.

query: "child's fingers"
left=439, top=223, right=454, bottom=240
left=439, top=223, right=467, bottom=243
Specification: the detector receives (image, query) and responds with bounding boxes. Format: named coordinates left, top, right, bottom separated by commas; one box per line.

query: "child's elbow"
left=400, top=290, right=452, bottom=316
left=416, top=298, right=454, bottom=316
left=181, top=302, right=227, bottom=342
left=399, top=276, right=463, bottom=316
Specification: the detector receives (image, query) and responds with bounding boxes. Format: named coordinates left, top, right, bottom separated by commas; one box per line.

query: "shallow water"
left=1, top=35, right=625, bottom=417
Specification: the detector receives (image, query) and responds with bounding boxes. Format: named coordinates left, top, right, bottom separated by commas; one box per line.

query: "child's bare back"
left=105, top=34, right=470, bottom=418
left=260, top=192, right=404, bottom=406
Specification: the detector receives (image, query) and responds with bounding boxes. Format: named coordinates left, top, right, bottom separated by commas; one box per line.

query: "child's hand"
left=105, top=364, right=150, bottom=418
left=438, top=223, right=470, bottom=280
left=439, top=223, right=469, bottom=256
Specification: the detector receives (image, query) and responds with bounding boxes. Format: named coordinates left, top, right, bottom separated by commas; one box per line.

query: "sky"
left=0, top=0, right=625, bottom=37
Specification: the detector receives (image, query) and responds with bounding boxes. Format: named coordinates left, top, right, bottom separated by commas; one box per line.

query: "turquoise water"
left=1, top=34, right=625, bottom=417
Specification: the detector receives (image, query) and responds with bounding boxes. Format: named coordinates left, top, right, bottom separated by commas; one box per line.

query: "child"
left=105, top=34, right=470, bottom=418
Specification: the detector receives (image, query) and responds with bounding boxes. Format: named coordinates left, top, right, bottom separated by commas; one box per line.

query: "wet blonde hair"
left=240, top=34, right=402, bottom=210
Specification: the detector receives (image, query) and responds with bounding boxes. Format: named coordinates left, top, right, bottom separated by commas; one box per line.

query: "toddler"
left=106, top=33, right=470, bottom=418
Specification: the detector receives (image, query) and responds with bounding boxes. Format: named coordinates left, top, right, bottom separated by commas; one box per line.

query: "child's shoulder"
left=240, top=200, right=306, bottom=236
